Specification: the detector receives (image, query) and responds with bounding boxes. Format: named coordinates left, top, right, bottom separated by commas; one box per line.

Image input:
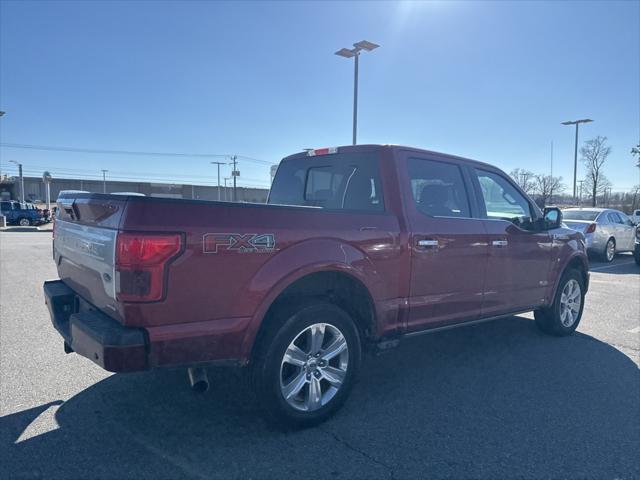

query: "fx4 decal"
left=203, top=233, right=276, bottom=254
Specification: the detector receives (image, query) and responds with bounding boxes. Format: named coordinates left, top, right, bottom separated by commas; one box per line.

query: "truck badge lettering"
left=203, top=233, right=276, bottom=254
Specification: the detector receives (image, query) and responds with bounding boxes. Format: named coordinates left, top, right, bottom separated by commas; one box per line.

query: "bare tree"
left=581, top=136, right=612, bottom=207
left=533, top=174, right=566, bottom=208
left=509, top=168, right=536, bottom=194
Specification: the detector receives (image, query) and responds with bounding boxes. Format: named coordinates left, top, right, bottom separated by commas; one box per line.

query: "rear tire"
left=18, top=217, right=31, bottom=226
left=601, top=237, right=615, bottom=262
left=534, top=269, right=585, bottom=336
left=251, top=302, right=361, bottom=428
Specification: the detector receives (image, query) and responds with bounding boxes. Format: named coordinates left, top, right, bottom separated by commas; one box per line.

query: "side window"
left=474, top=169, right=535, bottom=229
left=0, top=201, right=10, bottom=212
left=407, top=158, right=471, bottom=218
left=607, top=213, right=621, bottom=224
left=621, top=214, right=634, bottom=226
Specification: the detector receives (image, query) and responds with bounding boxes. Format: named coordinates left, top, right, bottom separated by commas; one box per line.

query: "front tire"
left=534, top=269, right=585, bottom=336
left=252, top=302, right=361, bottom=428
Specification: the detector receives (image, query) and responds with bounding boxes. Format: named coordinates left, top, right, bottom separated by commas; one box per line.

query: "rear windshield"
left=562, top=210, right=599, bottom=221
left=268, top=152, right=384, bottom=212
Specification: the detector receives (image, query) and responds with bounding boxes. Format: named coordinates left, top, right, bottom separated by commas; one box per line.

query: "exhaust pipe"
left=188, top=367, right=209, bottom=393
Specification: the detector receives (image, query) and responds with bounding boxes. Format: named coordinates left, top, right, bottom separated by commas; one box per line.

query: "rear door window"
left=406, top=158, right=471, bottom=218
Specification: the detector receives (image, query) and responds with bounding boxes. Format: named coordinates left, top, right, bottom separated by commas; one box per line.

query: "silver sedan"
left=562, top=208, right=637, bottom=262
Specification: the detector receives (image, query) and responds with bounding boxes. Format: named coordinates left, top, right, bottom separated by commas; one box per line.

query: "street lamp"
left=9, top=160, right=24, bottom=204
left=561, top=118, right=593, bottom=201
left=101, top=169, right=108, bottom=193
left=335, top=40, right=379, bottom=145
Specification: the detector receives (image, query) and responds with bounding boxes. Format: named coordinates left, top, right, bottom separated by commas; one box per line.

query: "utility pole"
left=101, top=169, right=108, bottom=193
left=561, top=118, right=593, bottom=201
left=210, top=161, right=225, bottom=201
left=9, top=160, right=24, bottom=203
left=230, top=156, right=239, bottom=202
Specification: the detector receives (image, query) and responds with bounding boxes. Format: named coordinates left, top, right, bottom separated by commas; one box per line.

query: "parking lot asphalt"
left=1, top=232, right=639, bottom=479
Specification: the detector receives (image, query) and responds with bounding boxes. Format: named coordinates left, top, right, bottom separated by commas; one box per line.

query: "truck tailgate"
left=54, top=194, right=127, bottom=320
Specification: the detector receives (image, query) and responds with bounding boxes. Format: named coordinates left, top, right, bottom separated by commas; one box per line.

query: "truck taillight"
left=115, top=233, right=182, bottom=302
left=585, top=223, right=597, bottom=234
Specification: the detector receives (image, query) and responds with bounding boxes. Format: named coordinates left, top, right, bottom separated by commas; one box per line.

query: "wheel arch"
left=550, top=254, right=589, bottom=301
left=243, top=267, right=378, bottom=365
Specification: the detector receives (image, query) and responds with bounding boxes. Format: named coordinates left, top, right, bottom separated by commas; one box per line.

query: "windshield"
left=562, top=210, right=600, bottom=221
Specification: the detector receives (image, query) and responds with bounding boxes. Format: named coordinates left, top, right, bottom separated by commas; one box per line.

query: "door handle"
left=491, top=240, right=508, bottom=247
left=359, top=226, right=378, bottom=232
left=417, top=239, right=439, bottom=248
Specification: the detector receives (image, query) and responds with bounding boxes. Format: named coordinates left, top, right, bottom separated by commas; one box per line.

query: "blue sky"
left=1, top=0, right=638, bottom=191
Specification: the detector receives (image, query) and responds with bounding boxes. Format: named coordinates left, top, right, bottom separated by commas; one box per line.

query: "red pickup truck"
left=44, top=144, right=589, bottom=426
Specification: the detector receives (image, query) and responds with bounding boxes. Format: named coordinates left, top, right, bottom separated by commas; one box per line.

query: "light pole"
left=335, top=40, right=379, bottom=145
left=210, top=161, right=225, bottom=201
left=561, top=118, right=593, bottom=201
left=9, top=160, right=24, bottom=204
left=101, top=169, right=108, bottom=193
left=42, top=171, right=52, bottom=210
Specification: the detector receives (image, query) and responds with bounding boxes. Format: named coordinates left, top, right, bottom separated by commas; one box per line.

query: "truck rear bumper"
left=44, top=280, right=149, bottom=372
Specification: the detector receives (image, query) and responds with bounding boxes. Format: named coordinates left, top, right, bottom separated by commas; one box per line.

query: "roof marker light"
left=307, top=147, right=338, bottom=157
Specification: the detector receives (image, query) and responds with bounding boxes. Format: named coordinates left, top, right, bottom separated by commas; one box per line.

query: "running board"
left=403, top=309, right=533, bottom=338
left=372, top=309, right=534, bottom=353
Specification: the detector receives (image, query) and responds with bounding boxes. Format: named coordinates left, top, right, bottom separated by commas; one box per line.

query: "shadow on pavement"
left=3, top=317, right=639, bottom=479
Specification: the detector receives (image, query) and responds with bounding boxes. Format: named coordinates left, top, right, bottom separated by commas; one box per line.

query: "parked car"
left=0, top=200, right=47, bottom=226
left=44, top=145, right=589, bottom=427
left=562, top=208, right=637, bottom=262
left=630, top=209, right=640, bottom=225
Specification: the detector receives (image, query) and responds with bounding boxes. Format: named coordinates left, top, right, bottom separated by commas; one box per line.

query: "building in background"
left=0, top=175, right=269, bottom=203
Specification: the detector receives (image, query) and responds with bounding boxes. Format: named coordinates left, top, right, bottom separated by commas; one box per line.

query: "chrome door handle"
left=417, top=239, right=439, bottom=248
left=491, top=240, right=508, bottom=247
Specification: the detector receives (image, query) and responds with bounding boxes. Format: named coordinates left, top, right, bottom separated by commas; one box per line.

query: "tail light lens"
left=585, top=223, right=597, bottom=234
left=116, top=233, right=182, bottom=302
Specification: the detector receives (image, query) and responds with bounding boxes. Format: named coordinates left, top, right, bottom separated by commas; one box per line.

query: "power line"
left=0, top=143, right=277, bottom=165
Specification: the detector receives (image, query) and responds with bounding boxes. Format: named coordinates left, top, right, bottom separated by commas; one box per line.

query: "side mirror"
left=543, top=207, right=562, bottom=230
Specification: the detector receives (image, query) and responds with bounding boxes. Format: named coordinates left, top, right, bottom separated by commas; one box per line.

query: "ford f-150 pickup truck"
left=44, top=144, right=589, bottom=427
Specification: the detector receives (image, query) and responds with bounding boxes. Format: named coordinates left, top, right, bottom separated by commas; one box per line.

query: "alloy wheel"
left=606, top=239, right=615, bottom=262
left=559, top=279, right=581, bottom=327
left=279, top=323, right=349, bottom=412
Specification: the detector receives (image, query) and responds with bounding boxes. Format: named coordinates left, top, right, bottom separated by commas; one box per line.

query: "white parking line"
left=590, top=261, right=635, bottom=272
left=629, top=326, right=640, bottom=334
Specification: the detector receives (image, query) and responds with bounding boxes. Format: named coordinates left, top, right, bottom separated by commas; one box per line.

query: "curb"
left=0, top=226, right=53, bottom=233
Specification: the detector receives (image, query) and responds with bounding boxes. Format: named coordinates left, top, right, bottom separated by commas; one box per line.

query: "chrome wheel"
left=18, top=218, right=30, bottom=226
left=559, top=279, right=581, bottom=327
left=280, top=323, right=349, bottom=412
left=605, top=239, right=615, bottom=262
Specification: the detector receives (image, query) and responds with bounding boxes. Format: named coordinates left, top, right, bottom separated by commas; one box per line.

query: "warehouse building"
left=0, top=175, right=270, bottom=203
